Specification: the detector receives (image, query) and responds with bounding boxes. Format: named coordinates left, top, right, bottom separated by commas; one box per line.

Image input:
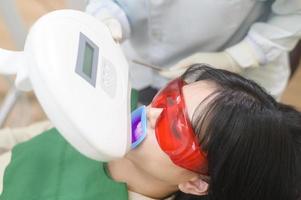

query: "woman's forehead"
left=182, top=80, right=217, bottom=120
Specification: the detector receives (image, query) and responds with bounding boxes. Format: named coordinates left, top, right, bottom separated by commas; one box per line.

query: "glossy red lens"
left=151, top=79, right=207, bottom=174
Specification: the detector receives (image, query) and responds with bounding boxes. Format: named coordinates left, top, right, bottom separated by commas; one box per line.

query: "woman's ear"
left=178, top=176, right=209, bottom=196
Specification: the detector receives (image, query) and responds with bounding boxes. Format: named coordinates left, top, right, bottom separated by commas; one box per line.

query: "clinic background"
left=0, top=0, right=300, bottom=128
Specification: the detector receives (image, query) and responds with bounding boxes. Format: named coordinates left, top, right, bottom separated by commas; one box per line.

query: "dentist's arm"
left=226, top=0, right=301, bottom=69
left=86, top=0, right=131, bottom=42
left=160, top=0, right=301, bottom=78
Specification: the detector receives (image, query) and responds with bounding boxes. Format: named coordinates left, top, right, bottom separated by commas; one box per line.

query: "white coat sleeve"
left=226, top=0, right=301, bottom=68
left=85, top=0, right=131, bottom=39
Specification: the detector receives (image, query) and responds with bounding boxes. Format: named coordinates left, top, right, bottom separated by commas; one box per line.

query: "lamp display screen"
left=82, top=43, right=94, bottom=78
left=75, top=32, right=99, bottom=87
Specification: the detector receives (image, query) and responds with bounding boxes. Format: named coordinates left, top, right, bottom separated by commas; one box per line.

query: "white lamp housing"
left=0, top=10, right=131, bottom=161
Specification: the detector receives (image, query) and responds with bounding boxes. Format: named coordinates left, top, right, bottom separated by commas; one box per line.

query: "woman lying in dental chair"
left=0, top=65, right=300, bottom=200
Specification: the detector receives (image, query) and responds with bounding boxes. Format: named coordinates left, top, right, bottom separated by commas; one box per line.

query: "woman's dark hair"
left=175, top=64, right=301, bottom=200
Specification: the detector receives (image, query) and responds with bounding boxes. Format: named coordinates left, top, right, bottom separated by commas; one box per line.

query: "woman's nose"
left=146, top=106, right=163, bottom=129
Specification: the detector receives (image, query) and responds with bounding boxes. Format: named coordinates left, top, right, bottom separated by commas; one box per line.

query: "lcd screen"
left=82, top=42, right=94, bottom=78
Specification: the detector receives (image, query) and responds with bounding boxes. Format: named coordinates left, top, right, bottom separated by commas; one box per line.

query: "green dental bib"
left=0, top=128, right=128, bottom=200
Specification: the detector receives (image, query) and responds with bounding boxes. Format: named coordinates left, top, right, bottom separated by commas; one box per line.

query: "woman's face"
left=125, top=80, right=216, bottom=185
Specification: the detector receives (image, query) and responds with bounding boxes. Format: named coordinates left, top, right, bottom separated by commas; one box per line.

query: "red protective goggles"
left=151, top=78, right=208, bottom=174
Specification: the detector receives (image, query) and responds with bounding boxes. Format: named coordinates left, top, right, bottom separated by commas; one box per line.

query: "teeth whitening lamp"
left=0, top=10, right=146, bottom=161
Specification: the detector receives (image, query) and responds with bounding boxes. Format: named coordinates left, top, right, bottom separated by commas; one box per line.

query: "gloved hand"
left=159, top=52, right=242, bottom=79
left=94, top=11, right=123, bottom=43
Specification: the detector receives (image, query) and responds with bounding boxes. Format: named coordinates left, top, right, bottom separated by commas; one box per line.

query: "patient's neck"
left=107, top=158, right=177, bottom=199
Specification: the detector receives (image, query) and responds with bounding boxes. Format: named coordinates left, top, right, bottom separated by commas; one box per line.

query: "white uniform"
left=86, top=0, right=301, bottom=98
